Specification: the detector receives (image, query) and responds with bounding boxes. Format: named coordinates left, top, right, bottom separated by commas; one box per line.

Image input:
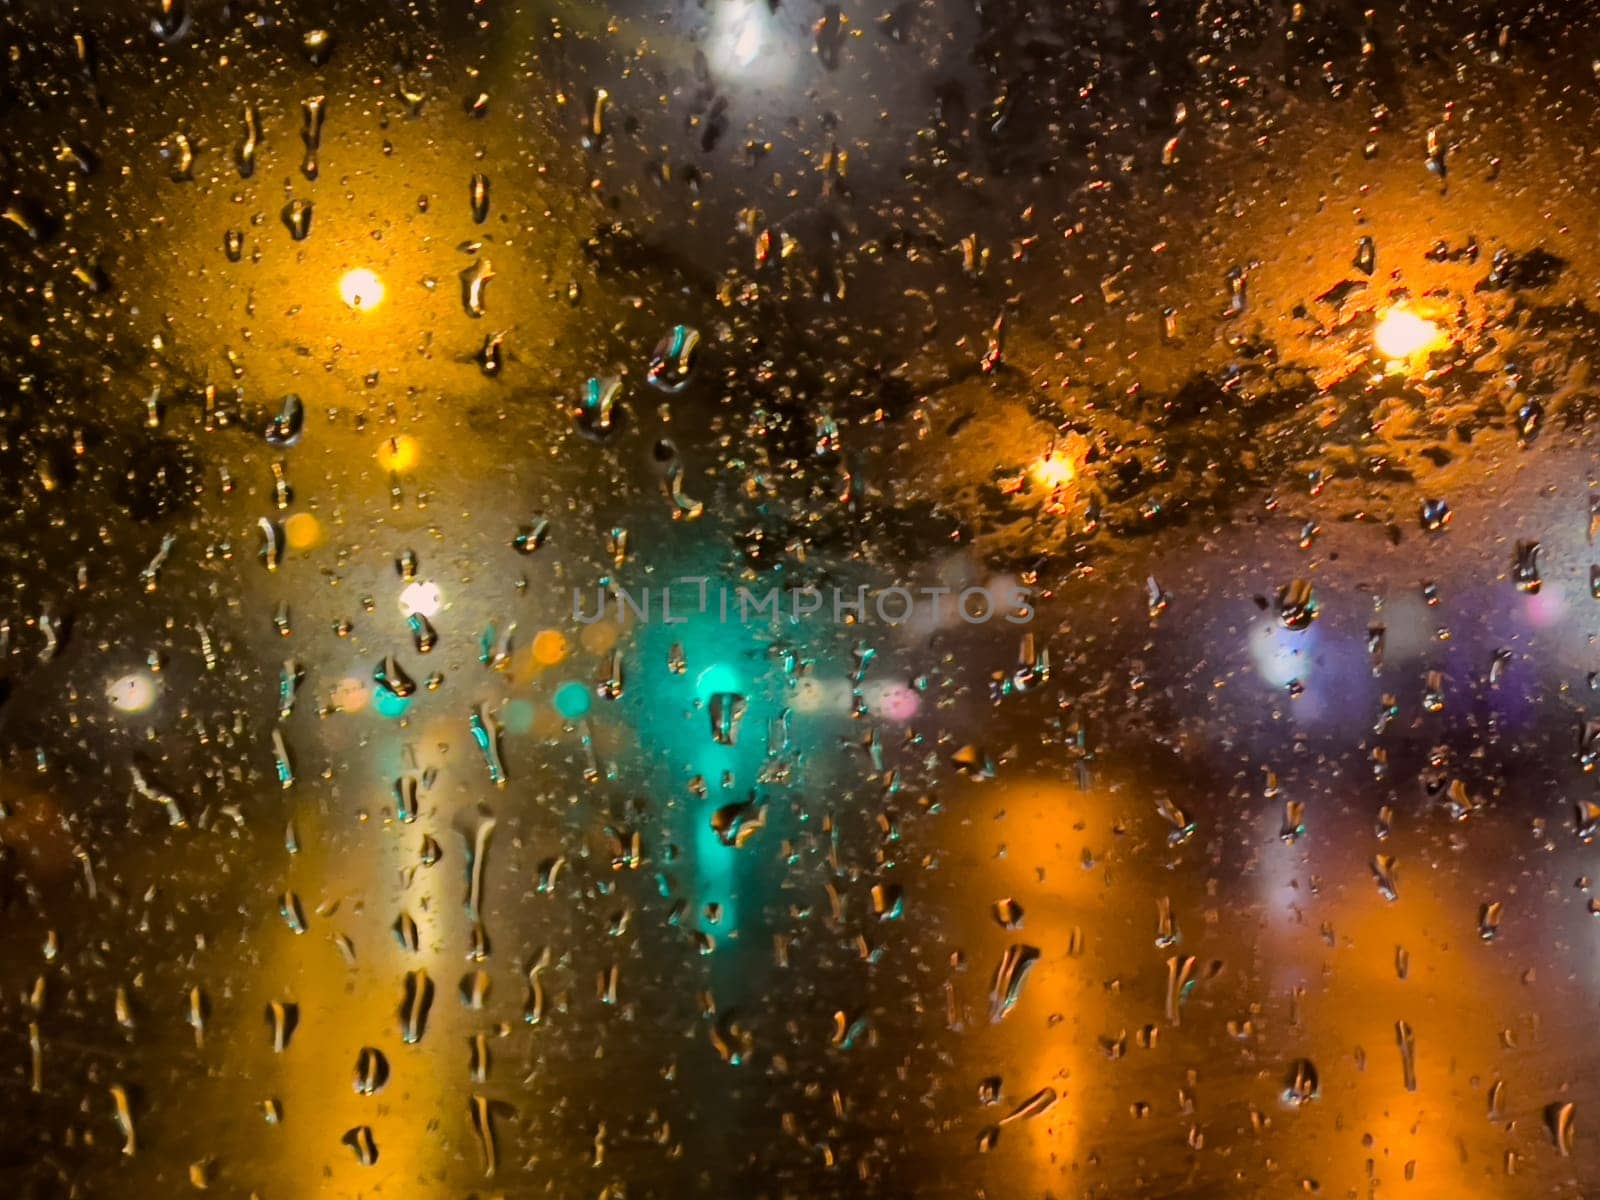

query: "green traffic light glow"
left=553, top=680, right=592, bottom=719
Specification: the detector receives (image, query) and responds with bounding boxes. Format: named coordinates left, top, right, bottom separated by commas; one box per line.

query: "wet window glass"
left=2, top=0, right=1598, bottom=1194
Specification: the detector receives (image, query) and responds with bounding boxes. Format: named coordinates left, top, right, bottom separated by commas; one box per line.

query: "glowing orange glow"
left=376, top=435, right=418, bottom=473
left=1373, top=306, right=1443, bottom=360
left=1030, top=453, right=1076, bottom=490
left=532, top=630, right=568, bottom=666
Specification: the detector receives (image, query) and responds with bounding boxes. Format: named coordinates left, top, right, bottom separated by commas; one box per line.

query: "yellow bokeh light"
left=338, top=268, right=385, bottom=311
left=579, top=619, right=619, bottom=655
left=283, top=512, right=322, bottom=550
left=376, top=435, right=418, bottom=473
left=1373, top=307, right=1443, bottom=360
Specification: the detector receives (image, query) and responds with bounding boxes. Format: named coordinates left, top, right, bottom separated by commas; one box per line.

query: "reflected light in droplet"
left=398, top=580, right=443, bottom=618
left=339, top=268, right=385, bottom=311
left=107, top=672, right=157, bottom=713
left=1373, top=307, right=1442, bottom=360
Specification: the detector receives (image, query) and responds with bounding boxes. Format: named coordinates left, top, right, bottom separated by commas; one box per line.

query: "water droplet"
left=150, top=0, right=190, bottom=43
left=468, top=705, right=506, bottom=786
left=374, top=654, right=416, bottom=699
left=399, top=969, right=434, bottom=1044
left=460, top=257, right=494, bottom=317
left=1282, top=1059, right=1319, bottom=1106
left=1166, top=954, right=1197, bottom=1025
left=279, top=892, right=306, bottom=935
left=1420, top=497, right=1451, bottom=531
left=1372, top=854, right=1400, bottom=901
left=300, top=95, right=325, bottom=179
left=281, top=199, right=313, bottom=241
left=1276, top=579, right=1318, bottom=630
left=576, top=376, right=623, bottom=438
left=1479, top=900, right=1503, bottom=940
left=303, top=27, right=334, bottom=65
left=353, top=1046, right=389, bottom=1094
left=989, top=944, right=1040, bottom=1022
left=704, top=691, right=746, bottom=746
left=266, top=999, right=298, bottom=1051
left=265, top=394, right=304, bottom=446
left=1395, top=1019, right=1417, bottom=1091
left=646, top=326, right=700, bottom=393
left=110, top=1083, right=136, bottom=1155
left=1545, top=1100, right=1576, bottom=1156
left=342, top=1125, right=377, bottom=1166
left=513, top=518, right=549, bottom=554
left=1512, top=540, right=1542, bottom=593
left=236, top=103, right=261, bottom=178
left=710, top=796, right=765, bottom=847
left=478, top=331, right=505, bottom=376
left=993, top=898, right=1024, bottom=929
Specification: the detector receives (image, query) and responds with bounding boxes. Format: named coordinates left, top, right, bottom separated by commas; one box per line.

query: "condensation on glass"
left=0, top=0, right=1597, bottom=1195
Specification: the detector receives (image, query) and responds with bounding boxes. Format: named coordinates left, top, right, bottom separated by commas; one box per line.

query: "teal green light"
left=502, top=698, right=536, bottom=734
left=694, top=662, right=743, bottom=701
left=553, top=681, right=591, bottom=719
left=691, top=798, right=738, bottom=931
left=371, top=689, right=411, bottom=719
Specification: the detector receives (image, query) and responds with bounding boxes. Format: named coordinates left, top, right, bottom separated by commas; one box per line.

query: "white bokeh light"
left=107, top=672, right=158, bottom=713
left=709, top=2, right=799, bottom=86
left=398, top=580, right=443, bottom=618
left=338, top=268, right=385, bottom=311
